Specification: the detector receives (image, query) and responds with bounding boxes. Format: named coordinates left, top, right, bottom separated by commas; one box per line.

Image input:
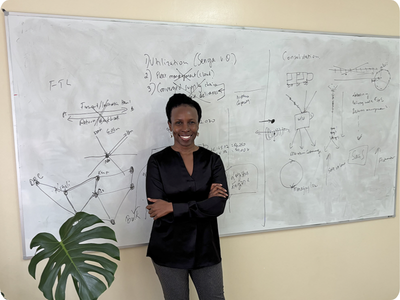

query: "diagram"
left=85, top=132, right=137, bottom=177
left=324, top=84, right=344, bottom=152
left=279, top=159, right=303, bottom=188
left=29, top=166, right=135, bottom=225
left=286, top=91, right=317, bottom=149
left=329, top=62, right=391, bottom=91
left=286, top=72, right=314, bottom=88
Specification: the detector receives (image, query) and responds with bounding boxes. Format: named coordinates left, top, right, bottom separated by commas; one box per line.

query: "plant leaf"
left=28, top=212, right=120, bottom=300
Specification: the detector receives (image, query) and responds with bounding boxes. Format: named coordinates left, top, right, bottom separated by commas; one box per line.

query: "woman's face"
left=168, top=104, right=199, bottom=149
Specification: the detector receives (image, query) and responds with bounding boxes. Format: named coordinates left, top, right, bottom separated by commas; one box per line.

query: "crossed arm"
left=146, top=183, right=228, bottom=220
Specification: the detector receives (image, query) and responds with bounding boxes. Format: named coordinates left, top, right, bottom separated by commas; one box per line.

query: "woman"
left=146, top=93, right=229, bottom=300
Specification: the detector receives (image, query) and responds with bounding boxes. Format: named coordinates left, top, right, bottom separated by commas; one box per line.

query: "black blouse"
left=146, top=146, right=229, bottom=269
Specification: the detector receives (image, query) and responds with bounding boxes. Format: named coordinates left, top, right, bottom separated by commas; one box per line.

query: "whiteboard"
left=4, top=12, right=399, bottom=258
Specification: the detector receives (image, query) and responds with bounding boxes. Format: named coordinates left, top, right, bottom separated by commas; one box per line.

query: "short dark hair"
left=165, top=93, right=202, bottom=123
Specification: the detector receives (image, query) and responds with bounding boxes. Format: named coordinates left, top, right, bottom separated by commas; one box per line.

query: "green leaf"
left=28, top=212, right=120, bottom=300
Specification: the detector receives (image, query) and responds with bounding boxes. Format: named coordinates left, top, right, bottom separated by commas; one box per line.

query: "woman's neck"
left=171, top=144, right=199, bottom=154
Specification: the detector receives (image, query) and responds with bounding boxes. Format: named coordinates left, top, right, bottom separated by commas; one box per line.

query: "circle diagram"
left=280, top=160, right=303, bottom=188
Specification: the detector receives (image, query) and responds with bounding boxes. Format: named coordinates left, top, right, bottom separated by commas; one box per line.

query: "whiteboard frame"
left=3, top=10, right=399, bottom=258
left=4, top=10, right=400, bottom=40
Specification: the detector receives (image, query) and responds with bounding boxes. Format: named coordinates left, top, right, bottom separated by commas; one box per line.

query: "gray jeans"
left=152, top=261, right=225, bottom=300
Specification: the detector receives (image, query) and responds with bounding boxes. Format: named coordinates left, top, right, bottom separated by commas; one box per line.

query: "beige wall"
left=0, top=0, right=399, bottom=299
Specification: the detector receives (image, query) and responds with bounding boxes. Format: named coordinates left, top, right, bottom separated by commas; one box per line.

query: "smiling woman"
left=145, top=93, right=229, bottom=300
left=169, top=105, right=199, bottom=152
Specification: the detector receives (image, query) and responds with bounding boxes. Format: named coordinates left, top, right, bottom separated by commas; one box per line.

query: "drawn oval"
left=374, top=69, right=391, bottom=91
left=280, top=160, right=303, bottom=188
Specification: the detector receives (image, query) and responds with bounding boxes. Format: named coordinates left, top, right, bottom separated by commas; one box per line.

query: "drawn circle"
left=374, top=69, right=391, bottom=91
left=280, top=160, right=303, bottom=188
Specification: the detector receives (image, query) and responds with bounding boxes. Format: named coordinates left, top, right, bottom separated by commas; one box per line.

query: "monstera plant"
left=28, top=212, right=120, bottom=300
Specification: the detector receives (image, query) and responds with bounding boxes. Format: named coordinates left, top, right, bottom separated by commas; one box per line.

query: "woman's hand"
left=146, top=198, right=173, bottom=220
left=208, top=183, right=228, bottom=199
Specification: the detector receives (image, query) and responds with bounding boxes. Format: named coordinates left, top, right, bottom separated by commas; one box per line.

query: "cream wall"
left=0, top=0, right=399, bottom=299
